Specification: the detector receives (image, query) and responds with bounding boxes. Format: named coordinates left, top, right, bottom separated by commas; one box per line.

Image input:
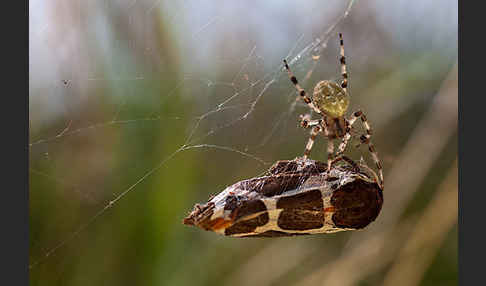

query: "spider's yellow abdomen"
left=313, top=80, right=349, bottom=118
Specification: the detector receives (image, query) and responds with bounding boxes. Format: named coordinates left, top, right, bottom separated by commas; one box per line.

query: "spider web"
left=29, top=0, right=360, bottom=269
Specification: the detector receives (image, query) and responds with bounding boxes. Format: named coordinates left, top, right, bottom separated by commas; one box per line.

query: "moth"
left=183, top=157, right=383, bottom=237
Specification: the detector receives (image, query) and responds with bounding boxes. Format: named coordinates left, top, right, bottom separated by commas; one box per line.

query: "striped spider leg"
left=284, top=33, right=384, bottom=189
left=336, top=110, right=384, bottom=189
left=283, top=60, right=334, bottom=170
left=299, top=114, right=322, bottom=159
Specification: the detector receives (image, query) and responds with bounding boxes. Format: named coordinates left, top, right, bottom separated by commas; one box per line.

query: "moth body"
left=183, top=158, right=383, bottom=237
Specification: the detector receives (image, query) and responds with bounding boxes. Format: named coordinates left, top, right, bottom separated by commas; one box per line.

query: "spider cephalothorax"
left=283, top=33, right=384, bottom=190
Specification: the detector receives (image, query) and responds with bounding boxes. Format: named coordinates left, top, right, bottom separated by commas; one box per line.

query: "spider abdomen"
left=313, top=80, right=349, bottom=118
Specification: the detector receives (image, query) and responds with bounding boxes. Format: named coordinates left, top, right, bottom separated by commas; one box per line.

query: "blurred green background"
left=29, top=0, right=457, bottom=285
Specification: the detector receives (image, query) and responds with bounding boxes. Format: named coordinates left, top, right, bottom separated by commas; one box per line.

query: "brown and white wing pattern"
left=183, top=158, right=383, bottom=237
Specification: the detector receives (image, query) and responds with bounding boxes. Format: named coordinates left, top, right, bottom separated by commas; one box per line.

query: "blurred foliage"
left=29, top=1, right=457, bottom=285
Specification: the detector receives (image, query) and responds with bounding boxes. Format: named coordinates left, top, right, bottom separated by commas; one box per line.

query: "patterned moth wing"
left=183, top=157, right=383, bottom=237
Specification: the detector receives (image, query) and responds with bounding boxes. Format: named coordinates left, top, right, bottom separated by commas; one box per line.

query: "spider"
left=283, top=33, right=383, bottom=189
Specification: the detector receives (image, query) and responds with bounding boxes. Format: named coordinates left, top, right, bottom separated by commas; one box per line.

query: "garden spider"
left=283, top=33, right=384, bottom=189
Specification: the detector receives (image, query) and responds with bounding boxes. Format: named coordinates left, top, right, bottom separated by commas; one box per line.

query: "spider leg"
left=330, top=155, right=360, bottom=172
left=283, top=59, right=321, bottom=114
left=299, top=114, right=321, bottom=129
left=336, top=118, right=354, bottom=156
left=302, top=125, right=322, bottom=159
left=349, top=110, right=384, bottom=189
left=338, top=33, right=348, bottom=93
left=358, top=156, right=381, bottom=187
left=320, top=117, right=336, bottom=171
left=334, top=33, right=351, bottom=154
left=327, top=139, right=335, bottom=171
